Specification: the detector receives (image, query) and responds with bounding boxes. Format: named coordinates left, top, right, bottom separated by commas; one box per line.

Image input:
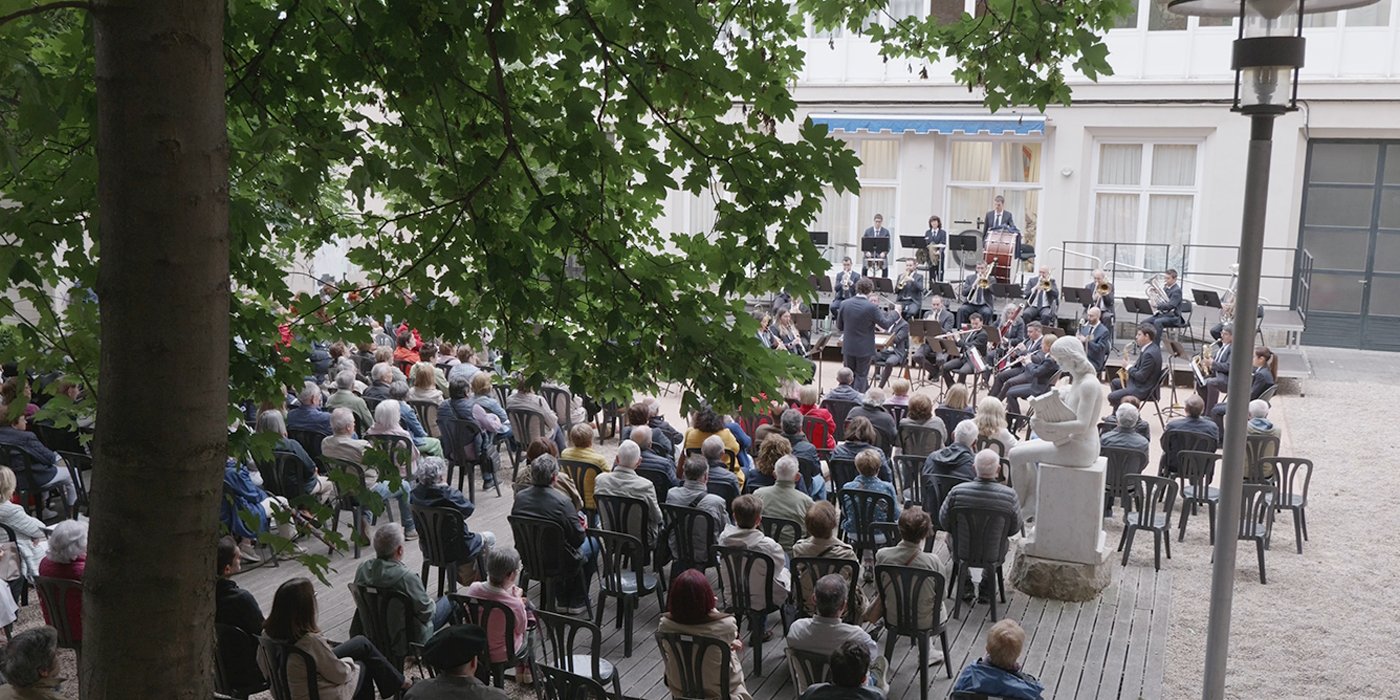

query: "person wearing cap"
left=405, top=624, right=507, bottom=699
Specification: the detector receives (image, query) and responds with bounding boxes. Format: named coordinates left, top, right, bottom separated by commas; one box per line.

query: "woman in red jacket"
left=795, top=385, right=837, bottom=449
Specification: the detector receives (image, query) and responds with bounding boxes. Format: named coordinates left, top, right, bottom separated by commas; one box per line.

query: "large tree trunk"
left=87, top=0, right=228, bottom=696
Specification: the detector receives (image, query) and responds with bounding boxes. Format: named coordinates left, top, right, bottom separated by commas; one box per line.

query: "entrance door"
left=1299, top=140, right=1400, bottom=350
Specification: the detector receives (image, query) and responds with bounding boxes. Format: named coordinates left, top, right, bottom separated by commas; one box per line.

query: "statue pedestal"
left=1012, top=458, right=1111, bottom=602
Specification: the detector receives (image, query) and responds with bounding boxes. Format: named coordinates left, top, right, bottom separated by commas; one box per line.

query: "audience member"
left=220, top=458, right=297, bottom=562
left=753, top=455, right=814, bottom=549
left=37, top=520, right=86, bottom=642
left=847, top=387, right=898, bottom=449
left=447, top=346, right=480, bottom=384
left=665, top=456, right=730, bottom=570
left=259, top=577, right=406, bottom=700
left=367, top=399, right=425, bottom=470
left=461, top=547, right=533, bottom=689
left=923, top=419, right=977, bottom=486
left=796, top=385, right=838, bottom=449
left=215, top=536, right=266, bottom=693
left=0, top=408, right=77, bottom=516
left=796, top=642, right=885, bottom=700
left=560, top=423, right=610, bottom=511
left=506, top=377, right=564, bottom=450
left=943, top=450, right=1022, bottom=602
left=701, top=434, right=742, bottom=494
left=363, top=364, right=395, bottom=402
left=951, top=618, right=1045, bottom=699
left=510, top=455, right=596, bottom=614
left=822, top=368, right=863, bottom=404
left=873, top=508, right=952, bottom=665
left=326, top=370, right=374, bottom=432
left=974, top=396, right=1019, bottom=450
left=510, top=438, right=584, bottom=511
left=792, top=501, right=866, bottom=619
left=831, top=417, right=892, bottom=482
left=886, top=378, right=911, bottom=407
left=777, top=409, right=825, bottom=498
left=351, top=523, right=454, bottom=648
left=406, top=624, right=507, bottom=699
left=594, top=440, right=664, bottom=545
left=747, top=433, right=790, bottom=490
left=406, top=362, right=444, bottom=404
left=630, top=425, right=680, bottom=491
left=437, top=376, right=500, bottom=488
left=788, top=575, right=887, bottom=693
left=469, top=373, right=511, bottom=441
left=257, top=409, right=335, bottom=505
left=0, top=627, right=62, bottom=700
left=656, top=569, right=752, bottom=700
left=0, top=466, right=51, bottom=577
left=287, top=382, right=333, bottom=436
left=1100, top=395, right=1152, bottom=441
left=939, top=383, right=971, bottom=412
left=409, top=457, right=493, bottom=579
left=1246, top=399, right=1283, bottom=479
left=900, top=393, right=946, bottom=450
left=621, top=402, right=672, bottom=459
left=388, top=381, right=444, bottom=456
left=1101, top=404, right=1150, bottom=454
left=682, top=407, right=743, bottom=476
left=839, top=449, right=899, bottom=539
left=718, top=495, right=791, bottom=612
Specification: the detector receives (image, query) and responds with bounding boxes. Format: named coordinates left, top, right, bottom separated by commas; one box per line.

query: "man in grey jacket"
left=940, top=450, right=1022, bottom=602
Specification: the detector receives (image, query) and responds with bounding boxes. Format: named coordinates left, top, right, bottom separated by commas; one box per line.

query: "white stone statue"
left=1008, top=335, right=1104, bottom=521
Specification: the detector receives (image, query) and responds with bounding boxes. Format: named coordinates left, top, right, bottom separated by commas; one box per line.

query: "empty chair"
left=366, top=434, right=415, bottom=483
left=532, top=608, right=624, bottom=697
left=532, top=663, right=614, bottom=700
left=716, top=545, right=790, bottom=677
left=450, top=593, right=529, bottom=688
left=1117, top=474, right=1179, bottom=571
left=1264, top=457, right=1312, bottom=554
left=253, top=451, right=308, bottom=502
left=595, top=494, right=658, bottom=558
left=1175, top=450, right=1223, bottom=544
left=591, top=528, right=662, bottom=657
left=214, top=622, right=269, bottom=700
left=1102, top=446, right=1149, bottom=517
left=873, top=564, right=953, bottom=700
left=324, top=457, right=374, bottom=558
left=1235, top=483, right=1275, bottom=584
left=943, top=506, right=1014, bottom=621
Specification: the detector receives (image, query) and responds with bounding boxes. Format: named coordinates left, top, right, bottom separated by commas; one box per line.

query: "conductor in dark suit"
left=893, top=258, right=925, bottom=320
left=1077, top=307, right=1113, bottom=373
left=837, top=277, right=887, bottom=393
left=1147, top=269, right=1185, bottom=343
left=1109, top=326, right=1162, bottom=410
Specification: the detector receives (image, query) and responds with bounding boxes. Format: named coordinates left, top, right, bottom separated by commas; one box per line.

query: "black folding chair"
left=660, top=503, right=719, bottom=577
left=943, top=505, right=1014, bottom=621
left=1175, top=450, right=1223, bottom=544
left=533, top=609, right=623, bottom=698
left=1263, top=457, right=1313, bottom=554
left=1118, top=474, right=1179, bottom=571
left=509, top=515, right=592, bottom=617
left=214, top=623, right=269, bottom=699
left=409, top=504, right=469, bottom=596
left=590, top=528, right=663, bottom=658
left=1102, top=445, right=1149, bottom=517
left=715, top=545, right=790, bottom=677
left=874, top=564, right=953, bottom=700
left=451, top=593, right=531, bottom=687
left=790, top=556, right=860, bottom=624
left=257, top=635, right=326, bottom=700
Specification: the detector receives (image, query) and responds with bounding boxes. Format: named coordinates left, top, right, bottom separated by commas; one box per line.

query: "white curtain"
left=887, top=0, right=924, bottom=22
left=1093, top=193, right=1140, bottom=268
left=1098, top=144, right=1143, bottom=186
left=950, top=141, right=992, bottom=182
left=1146, top=194, right=1194, bottom=269
left=948, top=186, right=994, bottom=232
left=859, top=140, right=900, bottom=180
left=999, top=143, right=1042, bottom=184
left=1151, top=145, right=1197, bottom=187
left=814, top=186, right=853, bottom=242
left=858, top=186, right=898, bottom=234
left=688, top=187, right=721, bottom=234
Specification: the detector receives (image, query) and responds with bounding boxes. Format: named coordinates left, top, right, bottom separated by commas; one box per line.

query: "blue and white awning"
left=808, top=114, right=1046, bottom=136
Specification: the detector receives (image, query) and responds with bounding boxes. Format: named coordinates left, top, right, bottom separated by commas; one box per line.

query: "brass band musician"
left=912, top=295, right=957, bottom=376
left=1077, top=307, right=1113, bottom=373
left=862, top=213, right=891, bottom=278
left=957, top=261, right=996, bottom=327
left=894, top=258, right=926, bottom=320
left=1146, top=269, right=1185, bottom=344
left=1020, top=266, right=1059, bottom=326
left=1196, top=326, right=1232, bottom=412
left=989, top=321, right=1043, bottom=399
left=941, top=312, right=989, bottom=390
left=923, top=215, right=948, bottom=282
left=1084, top=268, right=1116, bottom=327
left=871, top=313, right=910, bottom=388
left=831, top=256, right=861, bottom=318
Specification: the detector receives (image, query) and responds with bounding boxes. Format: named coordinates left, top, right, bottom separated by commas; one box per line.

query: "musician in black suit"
left=893, top=258, right=925, bottom=320
left=837, top=278, right=889, bottom=393
left=1077, top=307, right=1113, bottom=373
left=990, top=321, right=1043, bottom=399
left=983, top=195, right=1015, bottom=234
left=1085, top=268, right=1115, bottom=327
left=941, top=313, right=989, bottom=390
left=831, top=257, right=861, bottom=318
left=872, top=313, right=910, bottom=388
left=1109, top=325, right=1162, bottom=409
left=1197, top=327, right=1233, bottom=412
left=1006, top=335, right=1061, bottom=414
left=862, top=214, right=891, bottom=278
left=957, top=261, right=996, bottom=327
left=1147, top=269, right=1185, bottom=343
left=912, top=296, right=957, bottom=376
left=924, top=215, right=948, bottom=282
left=994, top=303, right=1027, bottom=361
left=1208, top=346, right=1278, bottom=425
left=1021, top=266, right=1059, bottom=326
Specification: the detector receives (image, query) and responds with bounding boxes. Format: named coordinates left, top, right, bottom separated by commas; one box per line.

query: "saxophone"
left=1117, top=342, right=1133, bottom=386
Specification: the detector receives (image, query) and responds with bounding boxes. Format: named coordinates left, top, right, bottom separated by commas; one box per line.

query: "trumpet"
left=897, top=271, right=912, bottom=292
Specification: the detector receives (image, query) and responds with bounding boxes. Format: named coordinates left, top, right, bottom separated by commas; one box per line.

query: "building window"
left=1113, top=0, right=1140, bottom=29
left=945, top=141, right=1043, bottom=244
left=1148, top=0, right=1187, bottom=30
left=1090, top=141, right=1201, bottom=275
left=814, top=139, right=902, bottom=253
left=1347, top=0, right=1391, bottom=26
left=930, top=0, right=966, bottom=24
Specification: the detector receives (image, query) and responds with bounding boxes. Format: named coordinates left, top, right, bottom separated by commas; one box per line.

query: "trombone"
left=963, top=269, right=991, bottom=303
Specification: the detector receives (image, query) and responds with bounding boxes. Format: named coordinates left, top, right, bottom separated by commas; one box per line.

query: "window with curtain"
left=1113, top=0, right=1140, bottom=29
left=930, top=0, right=966, bottom=24
left=814, top=185, right=853, bottom=242
left=1091, top=141, right=1201, bottom=274
left=687, top=186, right=722, bottom=235
left=1347, top=0, right=1391, bottom=26
left=945, top=140, right=1043, bottom=244
left=854, top=138, right=901, bottom=241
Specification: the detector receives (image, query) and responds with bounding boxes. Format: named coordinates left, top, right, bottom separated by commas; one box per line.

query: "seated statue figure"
left=1007, top=336, right=1104, bottom=523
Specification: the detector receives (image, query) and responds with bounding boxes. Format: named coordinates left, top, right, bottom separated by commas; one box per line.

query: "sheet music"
left=1028, top=389, right=1077, bottom=423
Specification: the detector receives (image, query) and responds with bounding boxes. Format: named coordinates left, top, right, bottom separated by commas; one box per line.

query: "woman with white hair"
left=408, top=457, right=494, bottom=582
left=38, top=520, right=87, bottom=642
left=255, top=409, right=335, bottom=505
left=366, top=399, right=422, bottom=471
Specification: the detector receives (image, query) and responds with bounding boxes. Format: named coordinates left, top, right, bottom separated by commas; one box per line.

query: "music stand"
left=992, top=283, right=1023, bottom=300
left=808, top=231, right=830, bottom=247
left=810, top=274, right=832, bottom=293
left=1161, top=338, right=1191, bottom=419
left=930, top=281, right=957, bottom=301
left=1062, top=286, right=1090, bottom=306
left=1123, top=296, right=1154, bottom=325
left=948, top=232, right=979, bottom=271
left=1192, top=289, right=1223, bottom=342
left=871, top=277, right=894, bottom=294
left=899, top=235, right=926, bottom=252
left=808, top=333, right=833, bottom=394
left=861, top=236, right=890, bottom=267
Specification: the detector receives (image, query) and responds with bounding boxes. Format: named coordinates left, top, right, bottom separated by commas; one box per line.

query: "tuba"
left=1145, top=273, right=1168, bottom=308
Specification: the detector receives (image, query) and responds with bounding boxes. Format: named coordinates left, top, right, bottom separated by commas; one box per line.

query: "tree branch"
left=0, top=0, right=90, bottom=28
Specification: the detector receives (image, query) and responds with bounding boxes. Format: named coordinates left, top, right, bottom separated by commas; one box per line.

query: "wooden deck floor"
left=237, top=473, right=1170, bottom=700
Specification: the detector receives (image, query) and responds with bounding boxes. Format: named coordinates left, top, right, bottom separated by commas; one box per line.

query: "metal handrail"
left=1044, top=246, right=1102, bottom=269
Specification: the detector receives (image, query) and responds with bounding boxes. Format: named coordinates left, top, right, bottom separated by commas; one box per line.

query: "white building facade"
left=669, top=0, right=1400, bottom=350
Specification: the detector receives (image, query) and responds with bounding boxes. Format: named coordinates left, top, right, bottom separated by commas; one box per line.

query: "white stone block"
left=1023, top=457, right=1108, bottom=566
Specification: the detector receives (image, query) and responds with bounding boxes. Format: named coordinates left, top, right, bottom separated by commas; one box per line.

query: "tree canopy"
left=1, top=0, right=1132, bottom=421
